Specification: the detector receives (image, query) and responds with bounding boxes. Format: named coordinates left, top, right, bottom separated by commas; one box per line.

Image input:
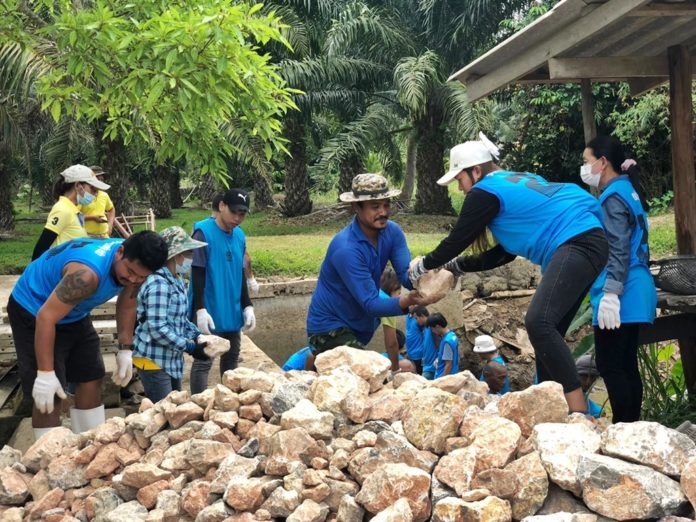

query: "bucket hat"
left=473, top=334, right=497, bottom=354
left=339, top=173, right=401, bottom=203
left=160, top=226, right=207, bottom=259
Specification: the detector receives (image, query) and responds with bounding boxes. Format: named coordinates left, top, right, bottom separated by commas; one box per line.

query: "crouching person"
left=132, top=227, right=212, bottom=403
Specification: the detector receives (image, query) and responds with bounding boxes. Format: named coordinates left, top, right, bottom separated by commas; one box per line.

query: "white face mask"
left=176, top=258, right=193, bottom=275
left=580, top=161, right=601, bottom=187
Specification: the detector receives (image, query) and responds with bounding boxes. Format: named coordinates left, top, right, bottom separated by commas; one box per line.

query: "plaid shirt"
left=133, top=267, right=200, bottom=379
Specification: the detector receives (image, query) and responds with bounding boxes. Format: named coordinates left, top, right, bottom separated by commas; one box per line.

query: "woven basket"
left=651, top=256, right=696, bottom=295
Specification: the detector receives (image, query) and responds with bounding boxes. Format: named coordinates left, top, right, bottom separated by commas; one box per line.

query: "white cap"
left=60, top=164, right=110, bottom=191
left=437, top=132, right=500, bottom=186
left=473, top=334, right=497, bottom=353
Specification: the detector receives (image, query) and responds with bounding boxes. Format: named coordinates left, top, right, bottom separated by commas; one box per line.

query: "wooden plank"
left=629, top=77, right=668, bottom=96
left=630, top=4, right=696, bottom=16
left=669, top=45, right=696, bottom=255
left=454, top=0, right=652, bottom=101
left=0, top=366, right=19, bottom=407
left=549, top=56, right=674, bottom=79
left=638, top=313, right=696, bottom=344
left=581, top=79, right=597, bottom=145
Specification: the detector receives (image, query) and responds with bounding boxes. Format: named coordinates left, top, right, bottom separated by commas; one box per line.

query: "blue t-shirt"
left=479, top=354, right=511, bottom=395
left=475, top=171, right=603, bottom=272
left=190, top=218, right=246, bottom=332
left=590, top=177, right=656, bottom=325
left=307, top=218, right=412, bottom=345
left=435, top=330, right=459, bottom=379
left=422, top=327, right=437, bottom=374
left=405, top=315, right=425, bottom=361
left=282, top=347, right=312, bottom=371
left=12, top=238, right=123, bottom=324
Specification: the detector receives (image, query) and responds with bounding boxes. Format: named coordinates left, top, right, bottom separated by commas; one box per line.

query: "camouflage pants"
left=308, top=327, right=364, bottom=354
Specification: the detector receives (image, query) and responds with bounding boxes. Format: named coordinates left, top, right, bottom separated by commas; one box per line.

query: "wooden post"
left=668, top=45, right=696, bottom=255
left=580, top=79, right=596, bottom=145
left=668, top=45, right=696, bottom=395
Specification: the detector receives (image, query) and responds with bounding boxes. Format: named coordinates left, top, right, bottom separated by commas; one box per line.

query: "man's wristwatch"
left=118, top=343, right=134, bottom=351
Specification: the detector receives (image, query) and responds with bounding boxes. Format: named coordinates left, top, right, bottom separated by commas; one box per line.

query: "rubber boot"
left=33, top=427, right=59, bottom=441
left=70, top=405, right=105, bottom=433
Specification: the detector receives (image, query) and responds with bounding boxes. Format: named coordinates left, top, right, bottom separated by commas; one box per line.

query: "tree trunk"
left=0, top=145, right=15, bottom=231
left=399, top=131, right=417, bottom=205
left=415, top=126, right=453, bottom=215
left=280, top=117, right=312, bottom=217
left=98, top=136, right=132, bottom=216
left=198, top=174, right=221, bottom=208
left=169, top=168, right=183, bottom=209
left=337, top=154, right=363, bottom=200
left=149, top=164, right=172, bottom=218
left=253, top=171, right=276, bottom=210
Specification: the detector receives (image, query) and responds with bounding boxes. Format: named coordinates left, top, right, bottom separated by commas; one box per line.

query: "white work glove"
left=247, top=277, right=259, bottom=296
left=112, top=349, right=133, bottom=387
left=243, top=306, right=256, bottom=333
left=32, top=370, right=67, bottom=414
left=408, top=256, right=428, bottom=286
left=196, top=308, right=216, bottom=334
left=597, top=292, right=621, bottom=330
left=621, top=158, right=637, bottom=172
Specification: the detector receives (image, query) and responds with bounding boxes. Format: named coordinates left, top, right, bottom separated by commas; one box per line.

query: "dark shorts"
left=308, top=327, right=365, bottom=355
left=7, top=295, right=105, bottom=397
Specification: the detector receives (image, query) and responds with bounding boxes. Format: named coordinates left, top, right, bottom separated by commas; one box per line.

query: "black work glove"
left=442, top=257, right=466, bottom=277
left=189, top=342, right=210, bottom=361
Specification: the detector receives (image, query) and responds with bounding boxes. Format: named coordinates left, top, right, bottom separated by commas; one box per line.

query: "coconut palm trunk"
left=0, top=145, right=15, bottom=231
left=414, top=125, right=453, bottom=215
left=169, top=168, right=183, bottom=209
left=149, top=164, right=172, bottom=218
left=338, top=155, right=363, bottom=199
left=253, top=171, right=275, bottom=210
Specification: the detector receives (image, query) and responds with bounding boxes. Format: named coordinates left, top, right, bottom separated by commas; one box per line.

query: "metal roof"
left=450, top=0, right=696, bottom=101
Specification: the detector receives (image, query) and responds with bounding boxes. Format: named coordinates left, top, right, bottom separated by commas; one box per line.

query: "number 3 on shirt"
left=504, top=173, right=562, bottom=198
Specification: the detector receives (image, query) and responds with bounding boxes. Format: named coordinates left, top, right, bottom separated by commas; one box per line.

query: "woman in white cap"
left=32, top=165, right=110, bottom=260
left=409, top=133, right=608, bottom=414
left=474, top=334, right=510, bottom=394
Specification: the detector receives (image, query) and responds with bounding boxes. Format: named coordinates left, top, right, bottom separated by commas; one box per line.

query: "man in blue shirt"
left=7, top=232, right=167, bottom=439
left=305, top=174, right=429, bottom=370
left=427, top=312, right=459, bottom=378
left=406, top=305, right=428, bottom=375
left=474, top=334, right=510, bottom=394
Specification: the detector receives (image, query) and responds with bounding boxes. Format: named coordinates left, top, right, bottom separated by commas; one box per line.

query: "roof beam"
left=456, top=0, right=651, bottom=101
left=629, top=3, right=696, bottom=16
left=628, top=77, right=668, bottom=96
left=549, top=56, right=696, bottom=79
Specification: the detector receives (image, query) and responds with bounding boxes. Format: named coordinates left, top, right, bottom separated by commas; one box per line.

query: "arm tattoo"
left=55, top=269, right=95, bottom=305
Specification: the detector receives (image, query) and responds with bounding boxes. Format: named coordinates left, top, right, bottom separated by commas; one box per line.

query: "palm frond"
left=279, top=57, right=389, bottom=91
left=324, top=2, right=413, bottom=60
left=393, top=51, right=443, bottom=118
left=0, top=43, right=51, bottom=101
left=262, top=4, right=312, bottom=58
left=39, top=118, right=94, bottom=168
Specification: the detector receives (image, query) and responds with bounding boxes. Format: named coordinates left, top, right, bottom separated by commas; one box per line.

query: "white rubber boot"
left=70, top=405, right=105, bottom=433
left=33, top=427, right=59, bottom=441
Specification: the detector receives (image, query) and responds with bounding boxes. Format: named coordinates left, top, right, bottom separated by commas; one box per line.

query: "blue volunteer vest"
left=590, top=177, right=656, bottom=325
left=422, top=327, right=437, bottom=373
left=282, top=347, right=312, bottom=371
left=475, top=171, right=603, bottom=272
left=405, top=315, right=425, bottom=361
left=191, top=218, right=245, bottom=332
left=12, top=239, right=123, bottom=324
left=435, top=330, right=459, bottom=378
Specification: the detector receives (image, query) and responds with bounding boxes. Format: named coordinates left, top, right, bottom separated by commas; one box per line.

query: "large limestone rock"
left=498, top=382, right=569, bottom=437
left=432, top=497, right=469, bottom=522
left=434, top=447, right=477, bottom=496
left=504, top=451, right=549, bottom=520
left=577, top=453, right=689, bottom=520
left=531, top=423, right=600, bottom=495
left=600, top=421, right=696, bottom=477
left=402, top=387, right=468, bottom=454
left=432, top=370, right=488, bottom=396
left=198, top=334, right=231, bottom=358
left=0, top=468, right=30, bottom=505
left=314, top=345, right=390, bottom=392
left=355, top=463, right=431, bottom=522
left=523, top=514, right=598, bottom=522
left=459, top=496, right=512, bottom=522
left=21, top=428, right=78, bottom=473
left=309, top=365, right=370, bottom=423
left=372, top=497, right=414, bottom=521
left=467, top=415, right=521, bottom=472
left=415, top=269, right=454, bottom=304
left=680, top=456, right=696, bottom=510
left=286, top=499, right=330, bottom=522
left=366, top=388, right=406, bottom=423
left=281, top=399, right=334, bottom=439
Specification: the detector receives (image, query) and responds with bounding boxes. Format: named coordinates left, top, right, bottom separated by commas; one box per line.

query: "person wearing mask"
left=132, top=227, right=213, bottom=403
left=7, top=231, right=167, bottom=439
left=32, top=165, right=110, bottom=260
left=304, top=173, right=431, bottom=371
left=189, top=189, right=256, bottom=394
left=409, top=133, right=608, bottom=414
left=80, top=166, right=116, bottom=239
left=581, top=136, right=656, bottom=423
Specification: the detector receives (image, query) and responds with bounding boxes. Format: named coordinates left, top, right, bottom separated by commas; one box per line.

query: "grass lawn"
left=0, top=196, right=679, bottom=277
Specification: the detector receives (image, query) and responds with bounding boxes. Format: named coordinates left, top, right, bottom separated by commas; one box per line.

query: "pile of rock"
left=2, top=346, right=696, bottom=521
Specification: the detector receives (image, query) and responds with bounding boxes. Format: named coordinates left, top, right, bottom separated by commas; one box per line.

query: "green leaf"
left=50, top=100, right=61, bottom=122
left=572, top=333, right=595, bottom=358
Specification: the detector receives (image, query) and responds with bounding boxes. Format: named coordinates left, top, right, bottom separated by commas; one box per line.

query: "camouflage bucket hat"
left=160, top=226, right=207, bottom=260
left=339, top=173, right=401, bottom=203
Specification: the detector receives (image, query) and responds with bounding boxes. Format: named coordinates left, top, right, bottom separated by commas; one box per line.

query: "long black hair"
left=587, top=135, right=649, bottom=212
